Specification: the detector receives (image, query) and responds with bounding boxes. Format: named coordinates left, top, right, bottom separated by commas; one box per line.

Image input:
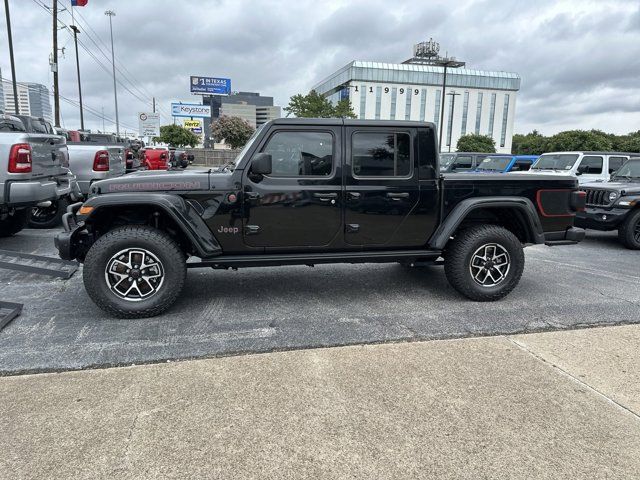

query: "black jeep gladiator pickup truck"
left=56, top=119, right=585, bottom=318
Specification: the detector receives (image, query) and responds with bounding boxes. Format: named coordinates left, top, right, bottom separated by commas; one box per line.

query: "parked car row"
left=1, top=113, right=195, bottom=235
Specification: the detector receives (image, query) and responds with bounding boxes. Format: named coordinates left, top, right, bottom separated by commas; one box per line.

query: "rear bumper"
left=574, top=207, right=629, bottom=231
left=543, top=227, right=585, bottom=246
left=7, top=172, right=76, bottom=207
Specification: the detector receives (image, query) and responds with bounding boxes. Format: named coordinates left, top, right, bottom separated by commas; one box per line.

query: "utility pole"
left=152, top=96, right=155, bottom=113
left=3, top=0, right=19, bottom=114
left=105, top=10, right=119, bottom=136
left=446, top=91, right=460, bottom=152
left=69, top=25, right=84, bottom=130
left=52, top=0, right=60, bottom=127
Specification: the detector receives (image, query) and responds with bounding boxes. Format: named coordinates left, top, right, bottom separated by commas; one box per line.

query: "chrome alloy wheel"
left=104, top=248, right=165, bottom=302
left=469, top=243, right=511, bottom=287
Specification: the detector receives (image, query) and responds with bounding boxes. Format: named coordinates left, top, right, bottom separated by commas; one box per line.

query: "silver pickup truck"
left=0, top=114, right=75, bottom=236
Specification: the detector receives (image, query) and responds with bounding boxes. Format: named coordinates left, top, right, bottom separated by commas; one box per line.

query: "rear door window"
left=579, top=155, right=603, bottom=174
left=608, top=156, right=627, bottom=174
left=511, top=160, right=532, bottom=172
left=351, top=131, right=410, bottom=177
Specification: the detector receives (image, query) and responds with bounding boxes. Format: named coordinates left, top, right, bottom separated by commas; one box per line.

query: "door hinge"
left=346, top=224, right=360, bottom=233
left=245, top=225, right=260, bottom=235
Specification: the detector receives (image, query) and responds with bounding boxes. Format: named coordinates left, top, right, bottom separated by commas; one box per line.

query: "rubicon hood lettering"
left=108, top=181, right=203, bottom=192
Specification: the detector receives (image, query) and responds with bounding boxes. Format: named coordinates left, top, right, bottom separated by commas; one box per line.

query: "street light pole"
left=69, top=25, right=84, bottom=130
left=105, top=10, right=119, bottom=136
left=446, top=91, right=460, bottom=152
left=52, top=0, right=60, bottom=127
left=3, top=0, right=19, bottom=114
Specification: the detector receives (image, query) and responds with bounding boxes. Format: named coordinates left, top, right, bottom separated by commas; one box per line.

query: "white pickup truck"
left=0, top=114, right=76, bottom=236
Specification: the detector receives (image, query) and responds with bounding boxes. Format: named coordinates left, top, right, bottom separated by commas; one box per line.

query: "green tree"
left=456, top=134, right=496, bottom=153
left=546, top=129, right=613, bottom=152
left=285, top=90, right=356, bottom=118
left=211, top=115, right=255, bottom=149
left=153, top=124, right=199, bottom=147
left=616, top=131, right=640, bottom=153
left=512, top=130, right=548, bottom=155
left=333, top=98, right=357, bottom=119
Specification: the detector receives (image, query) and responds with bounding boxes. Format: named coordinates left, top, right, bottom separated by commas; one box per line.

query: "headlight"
left=608, top=192, right=619, bottom=202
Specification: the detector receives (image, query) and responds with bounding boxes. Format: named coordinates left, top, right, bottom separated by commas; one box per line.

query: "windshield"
left=233, top=124, right=265, bottom=168
left=439, top=154, right=455, bottom=170
left=612, top=160, right=640, bottom=179
left=531, top=154, right=579, bottom=170
left=477, top=156, right=511, bottom=171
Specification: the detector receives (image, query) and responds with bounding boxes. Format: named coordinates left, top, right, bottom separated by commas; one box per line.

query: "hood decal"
left=107, top=181, right=204, bottom=192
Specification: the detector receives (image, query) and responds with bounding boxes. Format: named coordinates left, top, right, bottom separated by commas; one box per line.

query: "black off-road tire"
left=618, top=209, right=640, bottom=250
left=83, top=225, right=186, bottom=318
left=444, top=225, right=525, bottom=301
left=0, top=209, right=30, bottom=237
left=28, top=197, right=69, bottom=229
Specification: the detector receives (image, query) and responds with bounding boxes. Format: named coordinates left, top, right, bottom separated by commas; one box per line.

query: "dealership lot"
left=0, top=228, right=637, bottom=375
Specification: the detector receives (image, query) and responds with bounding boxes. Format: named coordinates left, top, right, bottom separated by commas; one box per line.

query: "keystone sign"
left=138, top=112, right=160, bottom=136
left=190, top=76, right=231, bottom=95
left=171, top=103, right=212, bottom=118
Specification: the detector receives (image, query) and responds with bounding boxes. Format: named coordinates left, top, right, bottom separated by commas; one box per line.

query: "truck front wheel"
left=444, top=225, right=525, bottom=301
left=83, top=226, right=186, bottom=318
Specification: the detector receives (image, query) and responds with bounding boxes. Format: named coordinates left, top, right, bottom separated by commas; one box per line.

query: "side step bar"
left=188, top=249, right=442, bottom=269
left=0, top=301, right=22, bottom=332
left=0, top=249, right=79, bottom=279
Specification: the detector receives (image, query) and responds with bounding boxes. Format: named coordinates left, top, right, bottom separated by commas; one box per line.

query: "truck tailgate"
left=28, top=134, right=68, bottom=179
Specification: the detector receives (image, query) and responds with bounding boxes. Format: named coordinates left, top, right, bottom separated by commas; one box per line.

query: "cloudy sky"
left=1, top=0, right=639, bottom=136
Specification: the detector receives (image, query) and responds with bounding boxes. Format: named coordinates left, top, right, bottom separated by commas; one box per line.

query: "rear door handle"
left=245, top=192, right=260, bottom=200
left=347, top=192, right=361, bottom=200
left=387, top=192, right=410, bottom=199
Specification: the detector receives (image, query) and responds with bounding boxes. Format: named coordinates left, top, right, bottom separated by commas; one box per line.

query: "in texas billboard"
left=190, top=76, right=231, bottom=95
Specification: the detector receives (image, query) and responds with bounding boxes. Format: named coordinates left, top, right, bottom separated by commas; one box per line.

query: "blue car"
left=474, top=155, right=538, bottom=173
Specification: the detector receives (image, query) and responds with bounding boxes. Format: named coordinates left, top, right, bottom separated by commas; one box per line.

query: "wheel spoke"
left=468, top=243, right=511, bottom=288
left=105, top=248, right=164, bottom=302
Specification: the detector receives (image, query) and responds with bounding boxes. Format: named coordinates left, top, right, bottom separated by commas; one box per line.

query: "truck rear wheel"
left=28, top=197, right=69, bottom=229
left=0, top=209, right=30, bottom=237
left=618, top=209, right=640, bottom=250
left=444, top=225, right=524, bottom=301
left=83, top=226, right=186, bottom=318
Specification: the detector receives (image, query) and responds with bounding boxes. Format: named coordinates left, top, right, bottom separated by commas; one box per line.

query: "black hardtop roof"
left=441, top=152, right=511, bottom=156
left=268, top=118, right=435, bottom=129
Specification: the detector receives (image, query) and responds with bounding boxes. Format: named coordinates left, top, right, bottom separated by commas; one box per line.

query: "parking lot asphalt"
left=0, top=228, right=638, bottom=375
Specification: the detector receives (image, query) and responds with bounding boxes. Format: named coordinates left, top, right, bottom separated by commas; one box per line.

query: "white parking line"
left=531, top=257, right=640, bottom=283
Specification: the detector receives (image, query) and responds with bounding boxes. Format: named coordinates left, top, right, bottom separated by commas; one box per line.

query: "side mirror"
left=576, top=165, right=588, bottom=175
left=251, top=153, right=272, bottom=175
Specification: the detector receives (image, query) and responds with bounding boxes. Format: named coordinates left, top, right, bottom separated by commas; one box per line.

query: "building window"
left=419, top=89, right=427, bottom=121
left=359, top=84, right=366, bottom=119
left=488, top=93, right=497, bottom=137
left=461, top=91, right=469, bottom=136
left=390, top=87, right=397, bottom=120
left=475, top=92, right=483, bottom=134
left=433, top=89, right=441, bottom=130
left=352, top=132, right=411, bottom=177
left=500, top=94, right=510, bottom=148
left=375, top=86, right=382, bottom=120
left=446, top=94, right=455, bottom=147
left=405, top=87, right=412, bottom=120
left=263, top=131, right=333, bottom=177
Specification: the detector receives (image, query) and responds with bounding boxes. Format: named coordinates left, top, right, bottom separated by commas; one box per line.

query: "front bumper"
left=574, top=207, right=629, bottom=231
left=55, top=202, right=88, bottom=261
left=8, top=172, right=76, bottom=207
left=543, top=227, right=585, bottom=246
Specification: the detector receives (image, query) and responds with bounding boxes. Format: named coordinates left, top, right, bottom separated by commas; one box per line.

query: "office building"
left=312, top=39, right=520, bottom=153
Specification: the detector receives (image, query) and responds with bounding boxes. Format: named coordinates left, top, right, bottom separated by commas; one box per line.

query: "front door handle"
left=313, top=192, right=338, bottom=201
left=387, top=192, right=409, bottom=199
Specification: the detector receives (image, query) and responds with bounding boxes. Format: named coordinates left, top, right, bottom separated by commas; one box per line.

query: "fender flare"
left=80, top=193, right=222, bottom=257
left=428, top=196, right=545, bottom=250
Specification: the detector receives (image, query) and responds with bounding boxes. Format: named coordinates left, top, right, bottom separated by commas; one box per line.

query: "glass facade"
left=313, top=61, right=520, bottom=99
left=461, top=91, right=469, bottom=136
left=500, top=94, right=510, bottom=148
left=475, top=93, right=483, bottom=134
left=405, top=88, right=412, bottom=120
left=359, top=84, right=366, bottom=119
left=446, top=94, right=454, bottom=147
left=420, top=88, right=427, bottom=121
left=375, top=86, right=382, bottom=120
left=390, top=87, right=397, bottom=120
left=488, top=93, right=497, bottom=136
left=434, top=89, right=441, bottom=130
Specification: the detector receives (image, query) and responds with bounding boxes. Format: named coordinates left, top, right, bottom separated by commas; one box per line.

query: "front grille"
left=582, top=188, right=612, bottom=207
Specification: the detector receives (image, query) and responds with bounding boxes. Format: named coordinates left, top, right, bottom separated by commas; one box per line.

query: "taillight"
left=8, top=143, right=32, bottom=173
left=93, top=150, right=109, bottom=171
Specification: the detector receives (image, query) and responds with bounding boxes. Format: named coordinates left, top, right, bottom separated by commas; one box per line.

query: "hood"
left=581, top=181, right=640, bottom=195
left=89, top=168, right=233, bottom=195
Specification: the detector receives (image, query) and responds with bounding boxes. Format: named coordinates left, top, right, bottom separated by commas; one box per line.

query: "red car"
left=140, top=147, right=169, bottom=170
